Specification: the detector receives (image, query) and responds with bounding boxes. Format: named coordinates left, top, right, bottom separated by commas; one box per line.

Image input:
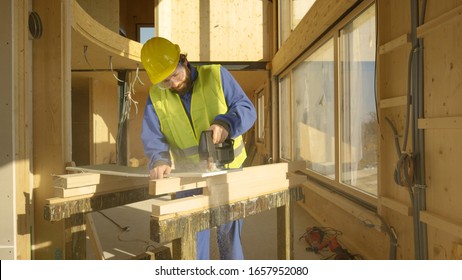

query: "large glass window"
left=292, top=40, right=335, bottom=177
left=278, top=3, right=377, bottom=198
left=279, top=76, right=291, bottom=160
left=279, top=0, right=317, bottom=46
left=257, top=90, right=265, bottom=142
left=339, top=4, right=377, bottom=195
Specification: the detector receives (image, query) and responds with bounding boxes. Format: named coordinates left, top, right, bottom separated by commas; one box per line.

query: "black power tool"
left=198, top=130, right=234, bottom=170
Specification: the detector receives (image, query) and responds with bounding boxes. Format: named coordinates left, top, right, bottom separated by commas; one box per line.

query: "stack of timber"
left=51, top=169, right=149, bottom=199
left=149, top=162, right=305, bottom=216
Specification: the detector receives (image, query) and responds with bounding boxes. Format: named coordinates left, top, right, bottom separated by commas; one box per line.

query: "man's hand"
left=209, top=124, right=229, bottom=144
left=149, top=164, right=171, bottom=179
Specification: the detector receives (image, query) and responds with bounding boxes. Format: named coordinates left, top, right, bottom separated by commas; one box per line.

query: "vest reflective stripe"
left=150, top=65, right=246, bottom=168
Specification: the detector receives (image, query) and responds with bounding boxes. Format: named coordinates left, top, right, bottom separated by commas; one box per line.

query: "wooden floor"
left=86, top=199, right=324, bottom=260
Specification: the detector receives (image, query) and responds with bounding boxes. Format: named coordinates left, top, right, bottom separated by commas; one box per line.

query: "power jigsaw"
left=198, top=130, right=234, bottom=171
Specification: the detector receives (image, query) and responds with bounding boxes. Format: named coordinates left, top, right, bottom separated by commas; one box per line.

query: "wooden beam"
left=52, top=175, right=149, bottom=198
left=379, top=196, right=412, bottom=216
left=151, top=176, right=289, bottom=216
left=150, top=163, right=288, bottom=196
left=420, top=211, right=462, bottom=237
left=149, top=177, right=207, bottom=196
left=418, top=117, right=462, bottom=129
left=205, top=163, right=288, bottom=185
left=379, top=33, right=410, bottom=55
left=379, top=96, right=408, bottom=109
left=53, top=173, right=100, bottom=188
left=417, top=4, right=462, bottom=38
left=54, top=185, right=97, bottom=198
left=65, top=164, right=149, bottom=177
left=71, top=0, right=142, bottom=70
left=271, top=0, right=361, bottom=75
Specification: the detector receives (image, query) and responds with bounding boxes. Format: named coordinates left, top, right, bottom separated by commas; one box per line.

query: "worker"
left=140, top=37, right=256, bottom=260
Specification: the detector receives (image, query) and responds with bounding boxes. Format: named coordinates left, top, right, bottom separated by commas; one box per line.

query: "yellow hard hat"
left=141, top=37, right=180, bottom=85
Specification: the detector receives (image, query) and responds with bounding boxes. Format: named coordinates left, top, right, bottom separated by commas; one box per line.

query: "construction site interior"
left=1, top=0, right=462, bottom=260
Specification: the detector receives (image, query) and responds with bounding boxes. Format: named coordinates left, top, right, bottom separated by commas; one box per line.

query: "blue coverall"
left=141, top=64, right=256, bottom=260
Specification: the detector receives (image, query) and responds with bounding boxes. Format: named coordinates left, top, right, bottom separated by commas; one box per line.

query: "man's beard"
left=170, top=75, right=193, bottom=95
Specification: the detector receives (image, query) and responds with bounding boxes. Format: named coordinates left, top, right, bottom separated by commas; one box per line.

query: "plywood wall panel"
left=379, top=107, right=413, bottom=202
left=76, top=0, right=119, bottom=33
left=127, top=72, right=150, bottom=161
left=422, top=0, right=462, bottom=23
left=377, top=0, right=418, bottom=260
left=426, top=227, right=462, bottom=259
left=425, top=130, right=462, bottom=222
left=423, top=22, right=462, bottom=118
left=90, top=78, right=118, bottom=165
left=378, top=0, right=462, bottom=259
left=378, top=47, right=411, bottom=100
left=377, top=0, right=411, bottom=44
left=157, top=0, right=271, bottom=62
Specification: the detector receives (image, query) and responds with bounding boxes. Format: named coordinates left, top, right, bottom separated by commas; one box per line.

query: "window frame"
left=277, top=0, right=377, bottom=206
left=278, top=74, right=292, bottom=161
left=136, top=23, right=155, bottom=44
left=256, top=88, right=265, bottom=143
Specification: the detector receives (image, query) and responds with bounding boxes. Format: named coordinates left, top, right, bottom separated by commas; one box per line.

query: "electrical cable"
left=97, top=210, right=130, bottom=232
left=96, top=211, right=160, bottom=250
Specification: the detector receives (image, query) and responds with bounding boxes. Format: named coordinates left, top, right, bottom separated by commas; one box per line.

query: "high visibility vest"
left=149, top=65, right=246, bottom=169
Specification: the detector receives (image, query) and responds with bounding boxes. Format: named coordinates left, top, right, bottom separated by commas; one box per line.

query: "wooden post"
left=276, top=191, right=293, bottom=260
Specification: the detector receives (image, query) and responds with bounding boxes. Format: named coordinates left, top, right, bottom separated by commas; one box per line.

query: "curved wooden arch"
left=71, top=0, right=143, bottom=71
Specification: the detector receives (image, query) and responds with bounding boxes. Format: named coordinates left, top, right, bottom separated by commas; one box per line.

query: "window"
left=279, top=76, right=291, bottom=160
left=278, top=3, right=377, bottom=198
left=292, top=40, right=335, bottom=178
left=137, top=25, right=155, bottom=44
left=279, top=0, right=317, bottom=47
left=339, top=4, right=377, bottom=195
left=257, top=90, right=265, bottom=142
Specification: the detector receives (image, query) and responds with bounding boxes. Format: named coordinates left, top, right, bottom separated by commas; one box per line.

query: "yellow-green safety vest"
left=149, top=64, right=246, bottom=169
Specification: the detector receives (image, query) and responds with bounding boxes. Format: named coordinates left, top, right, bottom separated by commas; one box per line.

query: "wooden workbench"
left=151, top=186, right=302, bottom=260
left=44, top=163, right=307, bottom=259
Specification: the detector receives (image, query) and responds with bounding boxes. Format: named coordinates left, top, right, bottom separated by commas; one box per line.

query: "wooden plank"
left=418, top=117, right=462, bottom=129
left=168, top=169, right=235, bottom=178
left=53, top=173, right=101, bottom=188
left=420, top=211, right=462, bottom=237
left=66, top=164, right=149, bottom=177
left=150, top=163, right=288, bottom=195
left=149, top=177, right=207, bottom=196
left=417, top=4, right=462, bottom=38
left=32, top=0, right=71, bottom=260
left=52, top=174, right=149, bottom=198
left=379, top=196, right=412, bottom=216
left=379, top=96, right=408, bottom=108
left=54, top=185, right=97, bottom=198
left=379, top=33, right=410, bottom=55
left=205, top=163, right=288, bottom=185
left=152, top=177, right=289, bottom=216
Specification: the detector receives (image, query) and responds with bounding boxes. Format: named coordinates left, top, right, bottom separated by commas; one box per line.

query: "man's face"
left=159, top=62, right=193, bottom=95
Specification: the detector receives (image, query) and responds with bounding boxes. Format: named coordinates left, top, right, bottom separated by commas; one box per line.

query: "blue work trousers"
left=176, top=189, right=244, bottom=260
